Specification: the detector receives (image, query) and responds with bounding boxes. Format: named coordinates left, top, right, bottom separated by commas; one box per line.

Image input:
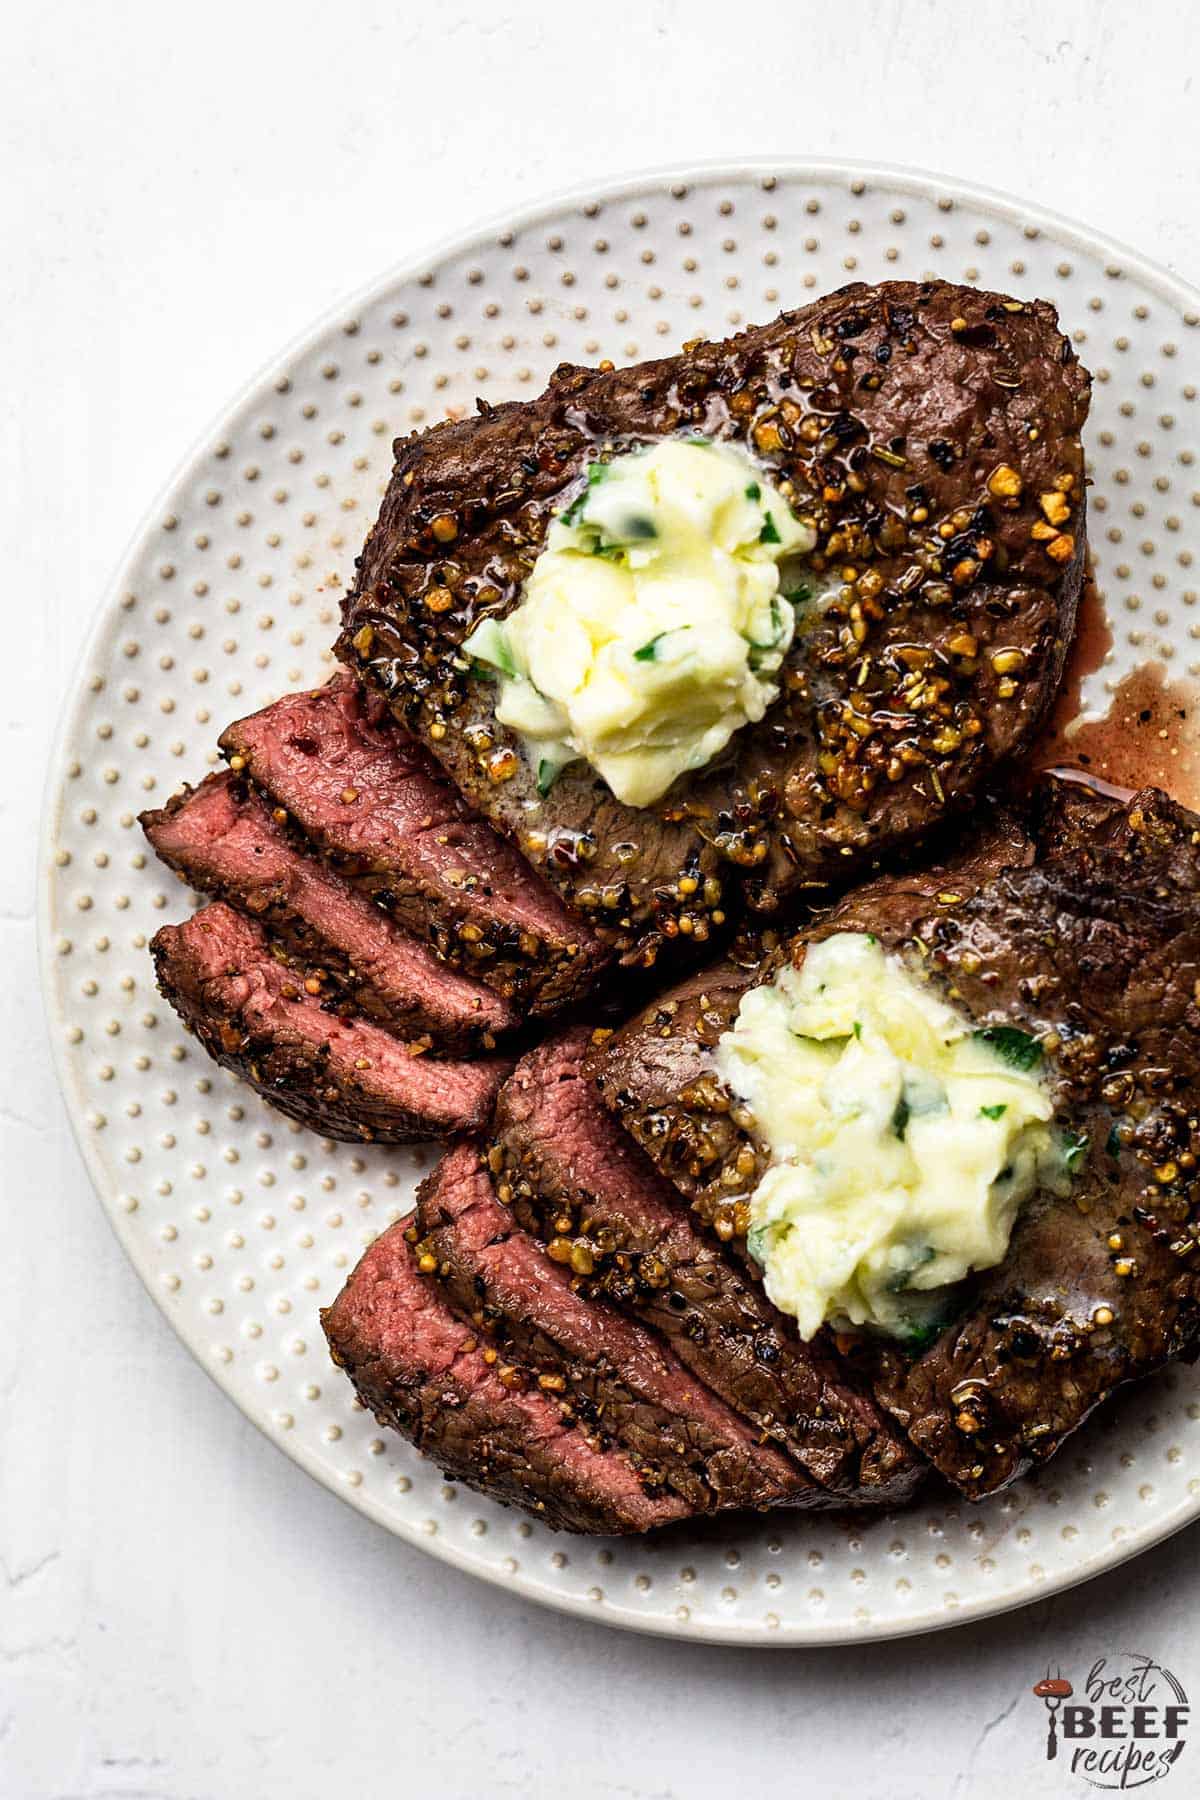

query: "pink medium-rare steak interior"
left=141, top=770, right=518, bottom=1048
left=415, top=1144, right=805, bottom=1511
left=322, top=1212, right=689, bottom=1533
left=151, top=903, right=510, bottom=1141
left=217, top=673, right=607, bottom=1012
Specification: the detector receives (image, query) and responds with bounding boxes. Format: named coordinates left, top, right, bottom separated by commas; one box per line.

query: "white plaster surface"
left=5, top=3, right=1200, bottom=1794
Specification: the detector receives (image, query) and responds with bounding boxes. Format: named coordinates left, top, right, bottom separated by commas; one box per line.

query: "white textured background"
left=7, top=3, right=1200, bottom=1796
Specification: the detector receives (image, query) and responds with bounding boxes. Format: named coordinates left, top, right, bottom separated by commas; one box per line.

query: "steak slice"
left=340, top=279, right=1090, bottom=973
left=151, top=903, right=510, bottom=1142
left=491, top=1029, right=923, bottom=1505
left=218, top=673, right=607, bottom=1013
left=414, top=1142, right=805, bottom=1513
left=592, top=776, right=1200, bottom=1498
left=140, top=771, right=517, bottom=1052
left=322, top=1213, right=688, bottom=1533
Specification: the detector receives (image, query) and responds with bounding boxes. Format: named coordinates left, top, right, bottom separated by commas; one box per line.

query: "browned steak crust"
left=322, top=1210, right=688, bottom=1533
left=414, top=1144, right=804, bottom=1514
left=491, top=1029, right=923, bottom=1505
left=140, top=771, right=519, bottom=1051
left=340, top=280, right=1089, bottom=972
left=151, top=903, right=511, bottom=1143
left=218, top=673, right=607, bottom=1013
left=591, top=777, right=1200, bottom=1497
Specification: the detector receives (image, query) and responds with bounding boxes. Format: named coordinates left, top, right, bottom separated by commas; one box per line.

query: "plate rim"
left=38, top=153, right=1200, bottom=1648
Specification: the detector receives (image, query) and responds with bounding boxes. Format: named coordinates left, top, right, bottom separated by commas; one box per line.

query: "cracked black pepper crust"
left=339, top=279, right=1090, bottom=972
left=589, top=776, right=1200, bottom=1497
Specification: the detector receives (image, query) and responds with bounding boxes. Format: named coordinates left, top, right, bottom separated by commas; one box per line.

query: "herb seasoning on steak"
left=339, top=280, right=1089, bottom=972
left=591, top=776, right=1200, bottom=1497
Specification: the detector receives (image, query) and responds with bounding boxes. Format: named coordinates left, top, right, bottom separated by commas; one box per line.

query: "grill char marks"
left=322, top=1211, right=688, bottom=1533
left=150, top=903, right=511, bottom=1142
left=490, top=1029, right=923, bottom=1505
left=217, top=673, right=608, bottom=1014
left=591, top=777, right=1200, bottom=1498
left=340, top=279, right=1090, bottom=974
left=415, top=1144, right=807, bottom=1514
left=140, top=770, right=519, bottom=1051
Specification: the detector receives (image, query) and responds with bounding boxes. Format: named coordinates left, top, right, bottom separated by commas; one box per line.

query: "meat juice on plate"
left=1033, top=572, right=1200, bottom=805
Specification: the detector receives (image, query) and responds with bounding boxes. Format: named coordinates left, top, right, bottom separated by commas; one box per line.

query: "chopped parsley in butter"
left=714, top=932, right=1073, bottom=1342
left=462, top=437, right=815, bottom=807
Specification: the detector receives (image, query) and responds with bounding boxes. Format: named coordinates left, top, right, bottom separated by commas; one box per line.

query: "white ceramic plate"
left=40, top=159, right=1200, bottom=1645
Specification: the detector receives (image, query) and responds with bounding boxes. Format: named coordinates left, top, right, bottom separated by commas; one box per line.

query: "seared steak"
left=415, top=1142, right=804, bottom=1513
left=322, top=1212, right=688, bottom=1533
left=218, top=673, right=607, bottom=1012
left=141, top=771, right=518, bottom=1050
left=592, top=776, right=1200, bottom=1497
left=151, top=903, right=510, bottom=1141
left=491, top=1029, right=922, bottom=1504
left=340, top=280, right=1089, bottom=972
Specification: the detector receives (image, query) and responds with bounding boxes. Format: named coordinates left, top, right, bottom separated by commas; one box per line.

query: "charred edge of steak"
left=594, top=776, right=1200, bottom=1498
left=216, top=671, right=609, bottom=1013
left=413, top=1142, right=808, bottom=1513
left=490, top=1028, right=924, bottom=1505
left=321, top=1212, right=688, bottom=1533
left=150, top=902, right=512, bottom=1144
left=140, top=770, right=520, bottom=1053
left=339, top=279, right=1090, bottom=974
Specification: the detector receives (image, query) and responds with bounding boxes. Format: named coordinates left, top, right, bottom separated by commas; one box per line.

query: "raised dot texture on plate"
left=39, top=159, right=1200, bottom=1645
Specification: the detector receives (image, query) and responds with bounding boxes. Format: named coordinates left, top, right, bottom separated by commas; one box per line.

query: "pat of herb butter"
left=462, top=437, right=814, bottom=807
left=714, top=931, right=1072, bottom=1341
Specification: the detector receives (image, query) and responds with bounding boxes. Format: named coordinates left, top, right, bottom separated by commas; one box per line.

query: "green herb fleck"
left=462, top=618, right=516, bottom=679
left=980, top=1103, right=1008, bottom=1120
left=747, top=598, right=786, bottom=665
left=782, top=581, right=813, bottom=604
left=622, top=514, right=657, bottom=540
left=892, top=1097, right=911, bottom=1141
left=744, top=481, right=762, bottom=501
left=888, top=1245, right=937, bottom=1292
left=759, top=512, right=782, bottom=545
left=853, top=1020, right=863, bottom=1040
left=561, top=461, right=611, bottom=524
left=901, top=1318, right=943, bottom=1355
left=1062, top=1130, right=1089, bottom=1173
left=536, top=758, right=565, bottom=797
left=634, top=627, right=689, bottom=662
left=1105, top=1124, right=1122, bottom=1160
left=974, top=1025, right=1043, bottom=1071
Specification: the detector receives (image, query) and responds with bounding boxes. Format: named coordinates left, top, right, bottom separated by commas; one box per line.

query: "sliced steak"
left=140, top=771, right=517, bottom=1052
left=218, top=673, right=607, bottom=1013
left=491, top=1029, right=922, bottom=1505
left=151, top=903, right=510, bottom=1142
left=322, top=1213, right=688, bottom=1533
left=414, top=1142, right=805, bottom=1513
left=592, top=777, right=1200, bottom=1498
left=341, top=279, right=1089, bottom=973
